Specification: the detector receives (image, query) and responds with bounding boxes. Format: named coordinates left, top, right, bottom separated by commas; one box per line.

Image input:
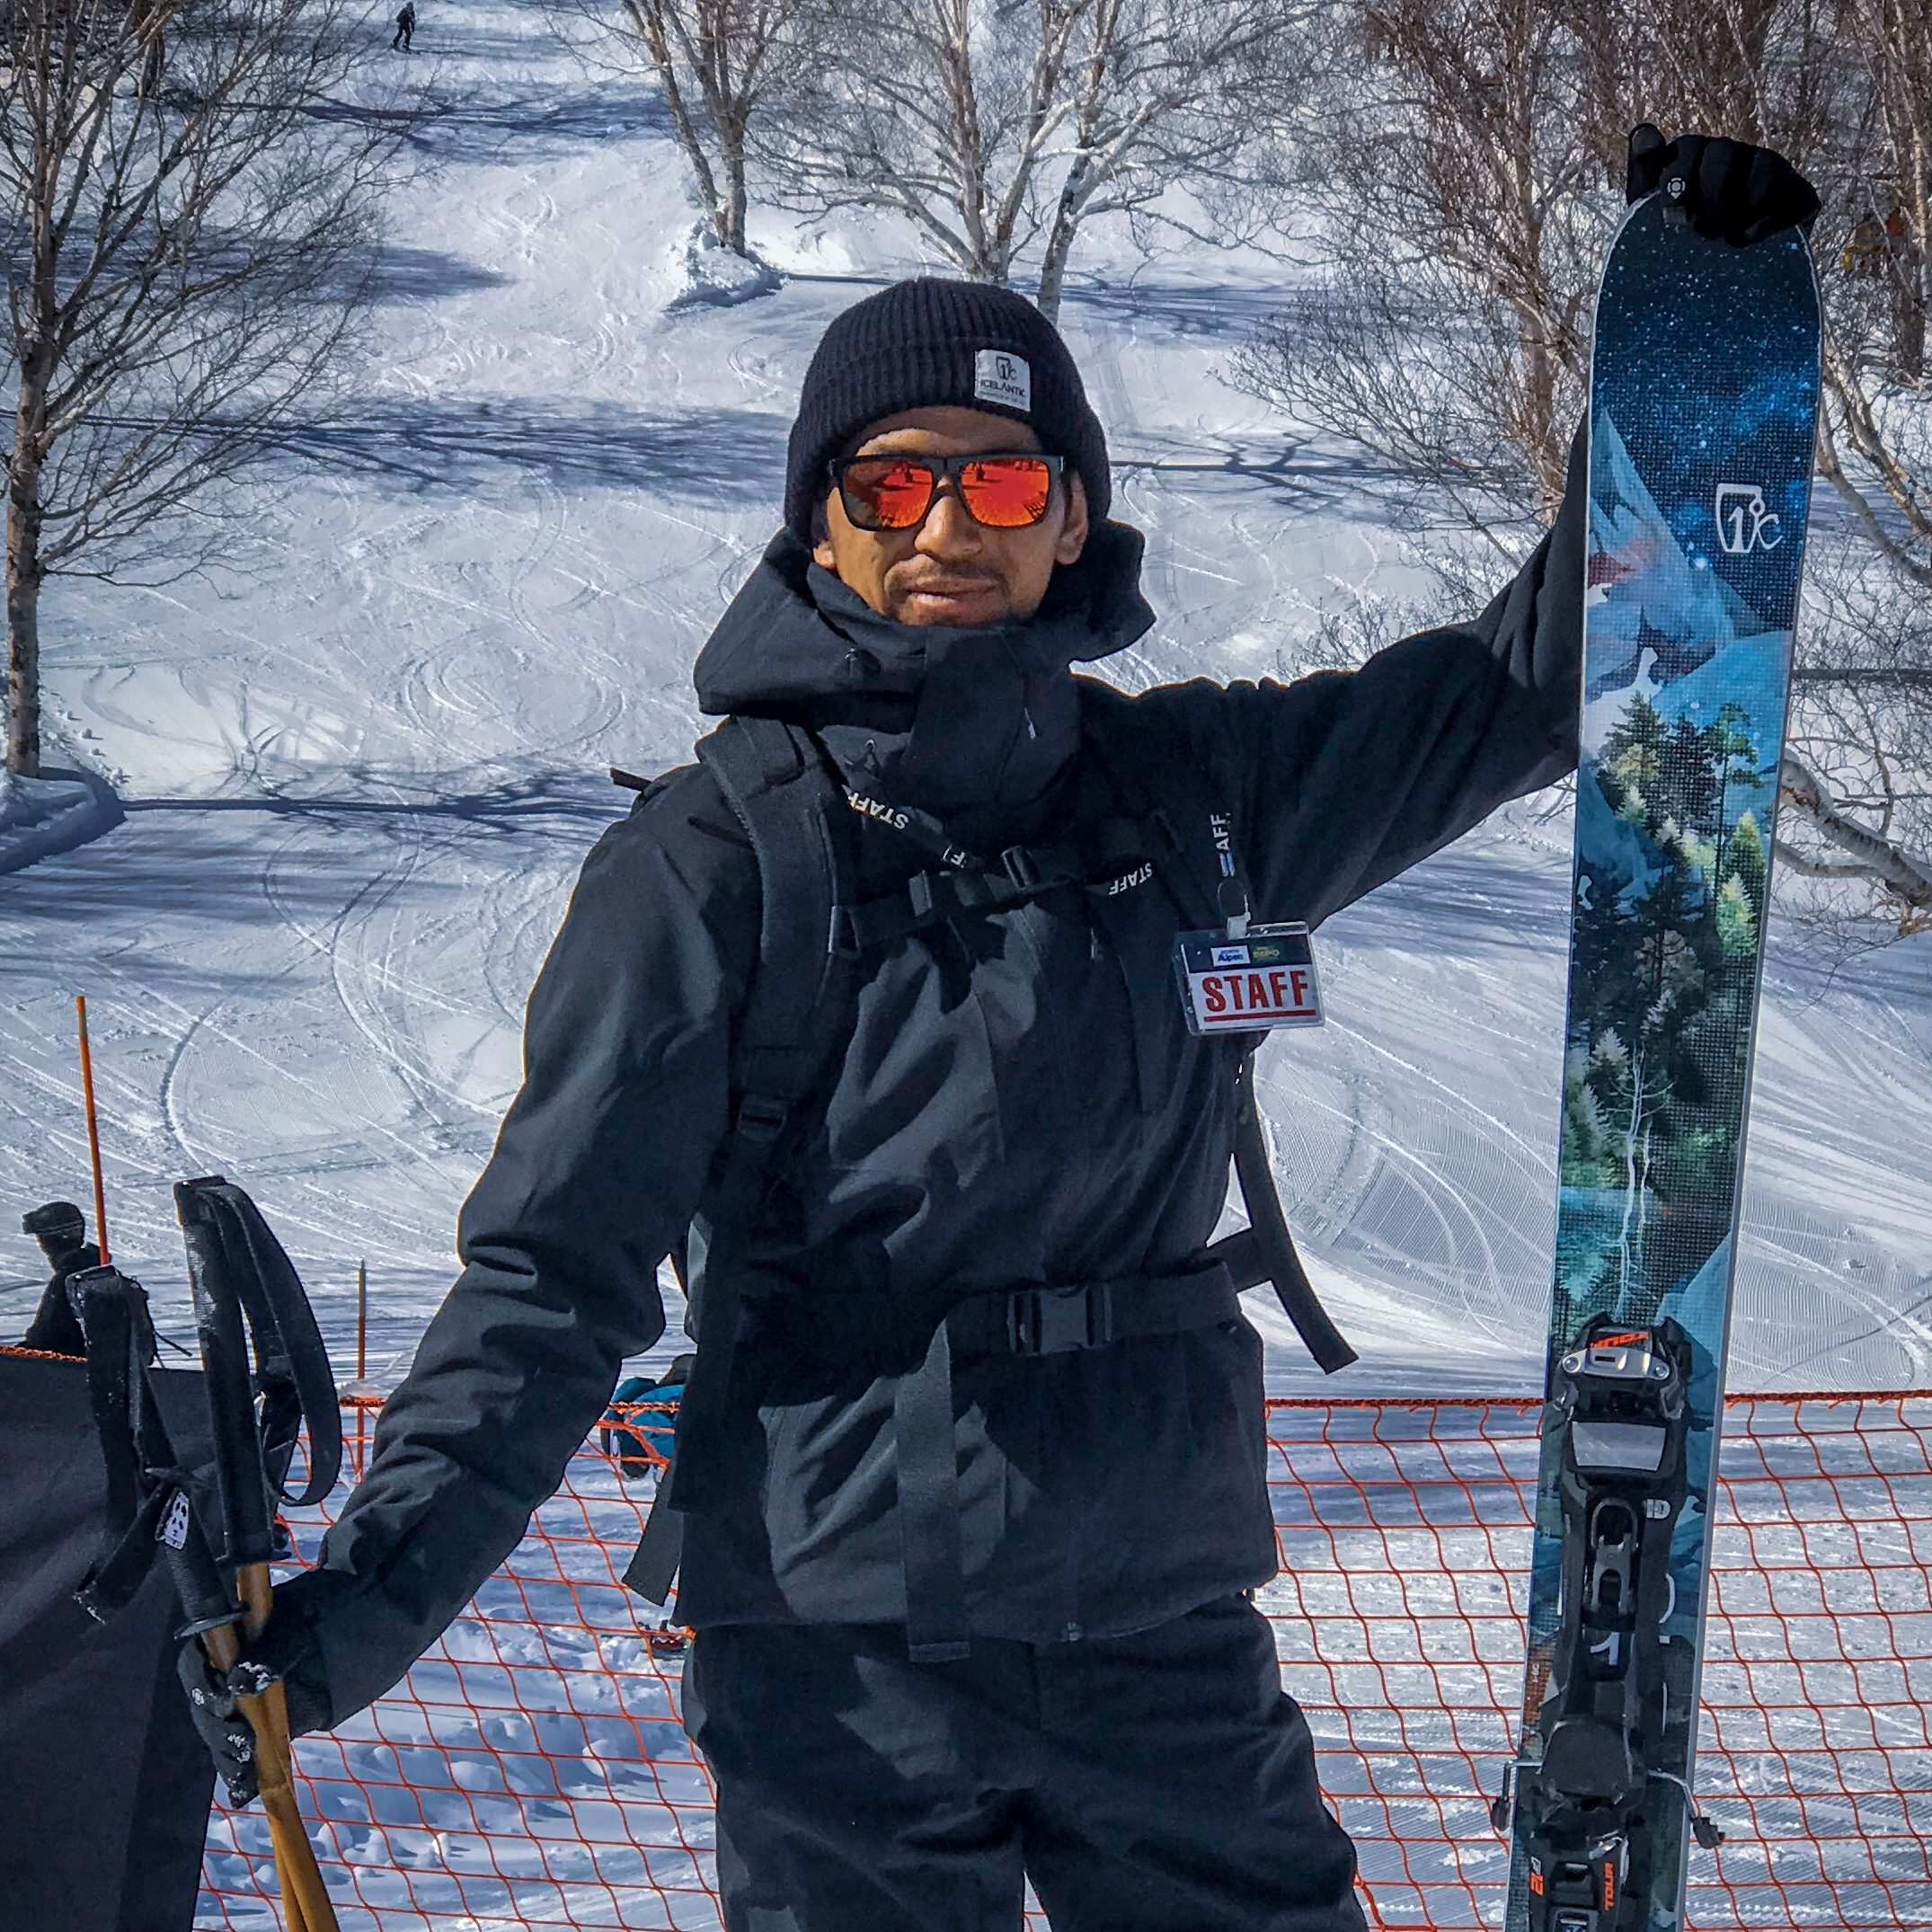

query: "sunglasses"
left=829, top=452, right=1065, bottom=531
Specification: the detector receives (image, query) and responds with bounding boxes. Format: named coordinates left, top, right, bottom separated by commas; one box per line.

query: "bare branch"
left=2, top=0, right=422, bottom=775
left=1780, top=750, right=1932, bottom=908
left=758, top=0, right=1313, bottom=315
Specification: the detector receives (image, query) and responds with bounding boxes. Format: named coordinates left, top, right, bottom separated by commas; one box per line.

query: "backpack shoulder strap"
left=698, top=714, right=857, bottom=1147
left=1077, top=680, right=1356, bottom=1376
left=625, top=713, right=862, bottom=1602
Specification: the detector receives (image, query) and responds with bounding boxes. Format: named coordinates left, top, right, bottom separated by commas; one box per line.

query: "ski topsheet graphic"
left=1502, top=194, right=1821, bottom=1932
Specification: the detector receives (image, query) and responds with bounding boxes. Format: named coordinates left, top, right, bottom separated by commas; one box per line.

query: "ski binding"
left=1522, top=1317, right=1702, bottom=1931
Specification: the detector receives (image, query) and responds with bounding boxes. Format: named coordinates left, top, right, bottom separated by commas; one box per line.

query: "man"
left=187, top=132, right=1816, bottom=1931
left=392, top=2, right=414, bottom=52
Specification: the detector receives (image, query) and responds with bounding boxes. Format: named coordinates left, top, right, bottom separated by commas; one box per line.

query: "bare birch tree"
left=763, top=0, right=1307, bottom=321
left=0, top=0, right=412, bottom=776
left=569, top=0, right=811, bottom=255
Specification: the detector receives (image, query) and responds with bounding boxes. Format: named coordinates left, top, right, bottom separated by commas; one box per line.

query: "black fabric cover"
left=0, top=1350, right=217, bottom=1932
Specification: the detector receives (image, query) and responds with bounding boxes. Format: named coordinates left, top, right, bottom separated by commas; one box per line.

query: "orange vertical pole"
left=74, top=996, right=111, bottom=1265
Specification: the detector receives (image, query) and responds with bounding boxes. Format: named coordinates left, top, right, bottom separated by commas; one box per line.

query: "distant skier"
left=182, top=130, right=1816, bottom=1932
left=391, top=2, right=413, bottom=51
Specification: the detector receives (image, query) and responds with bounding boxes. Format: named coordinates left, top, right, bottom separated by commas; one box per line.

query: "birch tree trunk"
left=5, top=172, right=55, bottom=776
left=4, top=452, right=43, bottom=776
left=1033, top=152, right=1092, bottom=322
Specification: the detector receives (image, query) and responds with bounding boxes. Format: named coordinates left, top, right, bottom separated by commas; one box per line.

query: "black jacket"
left=293, top=459, right=1585, bottom=1726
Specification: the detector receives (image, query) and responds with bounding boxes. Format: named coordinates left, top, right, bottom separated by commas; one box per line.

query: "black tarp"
left=0, top=1348, right=217, bottom=1932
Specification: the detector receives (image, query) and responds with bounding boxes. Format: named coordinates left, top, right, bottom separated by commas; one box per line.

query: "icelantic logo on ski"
left=1172, top=924, right=1322, bottom=1034
left=1713, top=482, right=1783, bottom=554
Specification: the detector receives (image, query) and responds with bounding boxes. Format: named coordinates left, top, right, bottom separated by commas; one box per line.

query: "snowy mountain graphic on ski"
left=1574, top=414, right=1795, bottom=920
left=1502, top=192, right=1820, bottom=1932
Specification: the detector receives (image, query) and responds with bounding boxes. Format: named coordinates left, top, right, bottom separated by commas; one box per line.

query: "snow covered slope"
left=2, top=0, right=1928, bottom=1398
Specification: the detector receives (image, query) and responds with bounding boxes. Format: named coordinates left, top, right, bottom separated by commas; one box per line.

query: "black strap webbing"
left=894, top=1260, right=1247, bottom=1658
left=943, top=1261, right=1241, bottom=1358
left=66, top=1264, right=239, bottom=1636
left=627, top=716, right=859, bottom=1604
left=175, top=1176, right=341, bottom=1573
left=896, top=1318, right=969, bottom=1662
left=1229, top=1061, right=1356, bottom=1372
left=1082, top=694, right=1356, bottom=1376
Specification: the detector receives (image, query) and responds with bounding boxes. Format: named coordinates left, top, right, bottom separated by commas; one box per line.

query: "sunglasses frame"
left=827, top=451, right=1067, bottom=531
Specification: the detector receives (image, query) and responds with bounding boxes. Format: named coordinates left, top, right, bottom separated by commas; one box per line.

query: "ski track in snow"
left=3, top=0, right=1929, bottom=1417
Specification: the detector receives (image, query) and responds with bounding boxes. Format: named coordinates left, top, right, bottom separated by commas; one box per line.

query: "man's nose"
left=915, top=482, right=982, bottom=555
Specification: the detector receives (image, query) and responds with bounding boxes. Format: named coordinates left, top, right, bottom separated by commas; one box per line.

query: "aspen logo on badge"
left=1172, top=922, right=1323, bottom=1035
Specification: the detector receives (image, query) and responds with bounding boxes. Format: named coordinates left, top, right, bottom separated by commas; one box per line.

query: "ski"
left=1501, top=186, right=1821, bottom=1932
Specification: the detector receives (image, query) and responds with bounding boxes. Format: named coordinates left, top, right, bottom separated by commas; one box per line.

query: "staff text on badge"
left=1172, top=923, right=1323, bottom=1035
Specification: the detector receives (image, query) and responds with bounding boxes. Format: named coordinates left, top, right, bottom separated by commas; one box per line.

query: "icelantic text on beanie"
left=784, top=279, right=1111, bottom=540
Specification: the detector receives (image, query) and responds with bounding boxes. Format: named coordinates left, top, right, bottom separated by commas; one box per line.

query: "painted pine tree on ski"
left=1501, top=191, right=1821, bottom=1932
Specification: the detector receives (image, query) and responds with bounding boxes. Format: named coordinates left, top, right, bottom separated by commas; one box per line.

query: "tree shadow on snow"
left=361, top=244, right=515, bottom=304
left=412, top=83, right=671, bottom=161
left=121, top=770, right=624, bottom=832
left=3, top=775, right=621, bottom=934
left=1111, top=438, right=1405, bottom=522
left=261, top=401, right=790, bottom=501
left=296, top=73, right=667, bottom=166
left=1064, top=273, right=1325, bottom=347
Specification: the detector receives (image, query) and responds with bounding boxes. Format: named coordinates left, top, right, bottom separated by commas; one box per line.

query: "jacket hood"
left=692, top=521, right=1155, bottom=719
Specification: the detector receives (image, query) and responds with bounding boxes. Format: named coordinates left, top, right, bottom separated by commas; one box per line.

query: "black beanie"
left=784, top=278, right=1111, bottom=541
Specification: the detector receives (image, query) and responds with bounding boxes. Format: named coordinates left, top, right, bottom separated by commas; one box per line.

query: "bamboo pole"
left=203, top=1597, right=338, bottom=1932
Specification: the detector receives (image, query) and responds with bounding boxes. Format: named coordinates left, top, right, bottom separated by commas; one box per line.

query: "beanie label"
left=973, top=349, right=1032, bottom=413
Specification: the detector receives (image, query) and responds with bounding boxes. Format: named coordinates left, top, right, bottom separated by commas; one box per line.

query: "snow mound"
left=669, top=222, right=782, bottom=310
left=0, top=767, right=122, bottom=874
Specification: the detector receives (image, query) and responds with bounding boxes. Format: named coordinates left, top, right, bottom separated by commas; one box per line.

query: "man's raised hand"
left=1626, top=124, right=1821, bottom=245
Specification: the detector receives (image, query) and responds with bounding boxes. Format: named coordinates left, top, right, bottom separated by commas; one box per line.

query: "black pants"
left=684, top=1595, right=1365, bottom=1932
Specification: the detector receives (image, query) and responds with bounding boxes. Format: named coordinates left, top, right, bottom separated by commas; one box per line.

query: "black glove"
left=176, top=1567, right=340, bottom=1806
left=1626, top=124, right=1820, bottom=244
left=179, top=1646, right=277, bottom=1807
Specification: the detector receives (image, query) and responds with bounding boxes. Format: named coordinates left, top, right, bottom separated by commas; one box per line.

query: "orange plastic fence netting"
left=198, top=1392, right=1932, bottom=1931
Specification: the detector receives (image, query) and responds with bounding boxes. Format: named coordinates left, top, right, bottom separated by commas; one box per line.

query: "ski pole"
left=176, top=1177, right=342, bottom=1932
left=68, top=1011, right=339, bottom=1932
left=60, top=1297, right=330, bottom=1928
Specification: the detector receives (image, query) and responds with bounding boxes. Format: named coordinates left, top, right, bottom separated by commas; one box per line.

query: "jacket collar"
left=690, top=524, right=1156, bottom=846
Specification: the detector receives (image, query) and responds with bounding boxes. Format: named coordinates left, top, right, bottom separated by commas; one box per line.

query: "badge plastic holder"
left=1172, top=922, right=1323, bottom=1036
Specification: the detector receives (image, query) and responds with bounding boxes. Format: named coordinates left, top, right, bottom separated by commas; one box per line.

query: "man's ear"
left=1055, top=471, right=1090, bottom=566
left=812, top=494, right=838, bottom=574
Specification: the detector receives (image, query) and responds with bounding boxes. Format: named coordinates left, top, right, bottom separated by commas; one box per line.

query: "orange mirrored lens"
left=960, top=457, right=1052, bottom=527
left=841, top=458, right=935, bottom=529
